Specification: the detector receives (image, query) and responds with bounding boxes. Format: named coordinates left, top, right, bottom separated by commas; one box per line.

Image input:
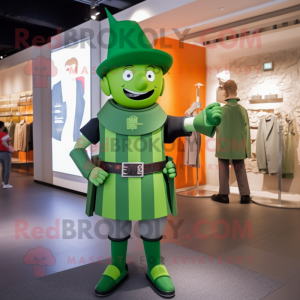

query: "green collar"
left=226, top=99, right=238, bottom=103
left=225, top=97, right=240, bottom=103
left=97, top=99, right=167, bottom=136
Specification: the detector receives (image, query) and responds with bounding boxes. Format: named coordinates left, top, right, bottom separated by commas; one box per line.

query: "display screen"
left=263, top=62, right=273, bottom=71
left=51, top=37, right=91, bottom=176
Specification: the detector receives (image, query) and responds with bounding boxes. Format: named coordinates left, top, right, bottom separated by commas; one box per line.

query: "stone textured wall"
left=230, top=47, right=300, bottom=111
left=229, top=47, right=300, bottom=174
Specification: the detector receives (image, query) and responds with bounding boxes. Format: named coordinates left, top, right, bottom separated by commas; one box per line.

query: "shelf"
left=12, top=161, right=32, bottom=165
left=18, top=103, right=33, bottom=106
left=0, top=114, right=33, bottom=117
left=250, top=98, right=283, bottom=104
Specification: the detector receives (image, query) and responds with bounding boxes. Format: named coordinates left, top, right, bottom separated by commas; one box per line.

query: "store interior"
left=1, top=0, right=300, bottom=299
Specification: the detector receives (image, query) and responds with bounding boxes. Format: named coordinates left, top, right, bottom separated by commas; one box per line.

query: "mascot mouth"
left=123, top=88, right=154, bottom=100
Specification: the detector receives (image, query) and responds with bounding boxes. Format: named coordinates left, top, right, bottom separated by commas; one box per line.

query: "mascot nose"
left=135, top=72, right=148, bottom=91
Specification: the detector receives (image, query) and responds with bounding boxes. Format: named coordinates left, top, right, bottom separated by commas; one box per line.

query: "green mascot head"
left=97, top=8, right=173, bottom=109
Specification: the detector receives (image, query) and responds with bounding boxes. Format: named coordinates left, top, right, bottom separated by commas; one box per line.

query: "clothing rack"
left=0, top=90, right=34, bottom=175
left=177, top=83, right=212, bottom=198
left=251, top=110, right=300, bottom=208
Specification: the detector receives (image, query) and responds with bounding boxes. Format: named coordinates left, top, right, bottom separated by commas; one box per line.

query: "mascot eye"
left=35, top=67, right=38, bottom=70
left=146, top=71, right=155, bottom=82
left=42, top=257, right=46, bottom=260
left=34, top=256, right=37, bottom=260
left=123, top=70, right=133, bottom=81
left=43, top=67, right=47, bottom=71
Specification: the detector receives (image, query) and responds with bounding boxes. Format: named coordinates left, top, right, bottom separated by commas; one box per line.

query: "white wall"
left=0, top=62, right=32, bottom=96
left=206, top=26, right=300, bottom=195
left=31, top=45, right=53, bottom=184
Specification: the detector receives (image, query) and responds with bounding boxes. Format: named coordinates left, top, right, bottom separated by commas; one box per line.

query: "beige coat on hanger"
left=256, top=115, right=279, bottom=175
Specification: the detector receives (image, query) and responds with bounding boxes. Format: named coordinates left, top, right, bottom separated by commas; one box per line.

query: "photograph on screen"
left=51, top=37, right=91, bottom=176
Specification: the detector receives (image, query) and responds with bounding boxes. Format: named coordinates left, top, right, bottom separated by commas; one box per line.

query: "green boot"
left=142, top=236, right=175, bottom=298
left=95, top=236, right=129, bottom=297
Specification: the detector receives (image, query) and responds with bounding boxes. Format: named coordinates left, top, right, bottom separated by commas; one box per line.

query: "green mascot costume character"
left=70, top=8, right=222, bottom=298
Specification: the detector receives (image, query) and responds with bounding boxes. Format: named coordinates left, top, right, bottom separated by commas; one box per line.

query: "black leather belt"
left=91, top=158, right=166, bottom=178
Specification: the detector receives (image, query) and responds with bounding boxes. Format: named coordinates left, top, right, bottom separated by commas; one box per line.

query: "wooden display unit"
left=0, top=90, right=34, bottom=175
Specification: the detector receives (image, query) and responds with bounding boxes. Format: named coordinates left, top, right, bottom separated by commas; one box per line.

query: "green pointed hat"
left=97, top=8, right=173, bottom=79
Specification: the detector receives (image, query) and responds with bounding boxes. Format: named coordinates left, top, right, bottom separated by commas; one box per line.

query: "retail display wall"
left=229, top=47, right=300, bottom=193
left=206, top=27, right=300, bottom=196
left=0, top=61, right=34, bottom=174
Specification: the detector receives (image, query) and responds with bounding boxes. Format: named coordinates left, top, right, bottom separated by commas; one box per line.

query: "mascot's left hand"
left=163, top=161, right=177, bottom=179
left=205, top=102, right=222, bottom=126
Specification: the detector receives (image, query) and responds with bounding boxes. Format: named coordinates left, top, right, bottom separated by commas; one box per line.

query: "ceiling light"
left=0, top=56, right=3, bottom=59
left=91, top=15, right=96, bottom=20
left=156, top=29, right=159, bottom=31
left=130, top=9, right=150, bottom=22
left=96, top=12, right=100, bottom=15
left=219, top=7, right=225, bottom=11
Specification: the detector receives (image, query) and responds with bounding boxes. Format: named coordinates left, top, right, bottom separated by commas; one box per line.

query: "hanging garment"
left=26, top=122, right=33, bottom=151
left=282, top=118, right=295, bottom=179
left=18, top=122, right=28, bottom=152
left=216, top=101, right=251, bottom=160
left=293, top=107, right=300, bottom=165
left=6, top=122, right=16, bottom=146
left=14, top=120, right=26, bottom=151
left=245, top=140, right=260, bottom=174
left=256, top=115, right=279, bottom=175
left=247, top=110, right=273, bottom=128
left=184, top=111, right=201, bottom=167
left=14, top=123, right=20, bottom=151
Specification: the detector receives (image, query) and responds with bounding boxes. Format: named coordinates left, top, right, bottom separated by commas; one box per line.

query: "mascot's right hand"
left=204, top=102, right=222, bottom=126
left=89, top=167, right=108, bottom=186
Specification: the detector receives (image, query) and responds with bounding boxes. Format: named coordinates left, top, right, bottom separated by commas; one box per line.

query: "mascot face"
left=103, top=64, right=164, bottom=109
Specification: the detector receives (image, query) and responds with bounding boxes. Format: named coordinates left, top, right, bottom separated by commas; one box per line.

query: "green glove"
left=70, top=148, right=109, bottom=186
left=163, top=161, right=177, bottom=179
left=89, top=167, right=108, bottom=186
left=205, top=103, right=222, bottom=126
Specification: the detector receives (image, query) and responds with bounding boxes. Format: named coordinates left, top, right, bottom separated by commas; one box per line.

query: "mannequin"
left=212, top=80, right=251, bottom=204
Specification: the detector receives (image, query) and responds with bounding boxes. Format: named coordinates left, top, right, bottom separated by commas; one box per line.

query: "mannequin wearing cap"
left=69, top=8, right=223, bottom=298
left=212, top=80, right=251, bottom=204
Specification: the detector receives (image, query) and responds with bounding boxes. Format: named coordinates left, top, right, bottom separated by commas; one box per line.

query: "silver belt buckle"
left=121, top=162, right=144, bottom=177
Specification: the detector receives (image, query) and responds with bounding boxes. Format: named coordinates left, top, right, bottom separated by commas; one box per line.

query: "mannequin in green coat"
left=212, top=80, right=251, bottom=204
left=70, top=9, right=222, bottom=298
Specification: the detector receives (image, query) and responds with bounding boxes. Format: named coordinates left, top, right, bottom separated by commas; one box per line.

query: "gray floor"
left=0, top=243, right=285, bottom=300
left=1, top=173, right=300, bottom=299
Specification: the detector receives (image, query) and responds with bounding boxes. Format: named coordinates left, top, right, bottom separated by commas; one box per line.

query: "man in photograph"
left=52, top=57, right=85, bottom=143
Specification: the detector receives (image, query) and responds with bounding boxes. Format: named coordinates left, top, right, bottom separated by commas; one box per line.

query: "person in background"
left=0, top=121, right=14, bottom=188
left=212, top=80, right=251, bottom=204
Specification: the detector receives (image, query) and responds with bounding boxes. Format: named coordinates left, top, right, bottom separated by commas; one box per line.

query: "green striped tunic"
left=94, top=123, right=171, bottom=221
